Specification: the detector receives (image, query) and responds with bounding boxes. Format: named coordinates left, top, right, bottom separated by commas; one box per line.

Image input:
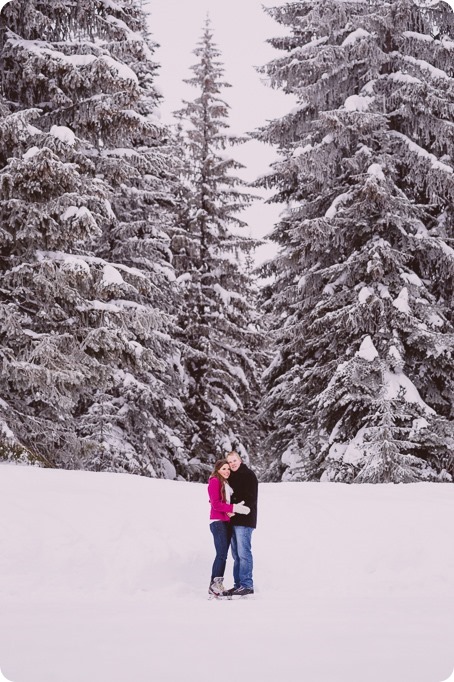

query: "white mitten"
left=232, top=501, right=250, bottom=515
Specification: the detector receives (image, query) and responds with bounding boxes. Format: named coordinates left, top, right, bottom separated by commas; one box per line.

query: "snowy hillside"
left=0, top=465, right=453, bottom=682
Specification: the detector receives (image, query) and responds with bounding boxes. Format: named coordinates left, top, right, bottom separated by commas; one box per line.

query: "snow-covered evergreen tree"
left=0, top=117, right=111, bottom=467
left=172, top=19, right=263, bottom=477
left=256, top=0, right=454, bottom=482
left=354, top=395, right=421, bottom=484
left=0, top=0, right=190, bottom=477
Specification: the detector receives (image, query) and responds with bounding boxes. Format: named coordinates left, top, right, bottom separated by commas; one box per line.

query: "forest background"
left=0, top=0, right=454, bottom=485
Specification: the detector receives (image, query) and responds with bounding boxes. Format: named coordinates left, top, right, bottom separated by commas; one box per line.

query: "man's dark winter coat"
left=229, top=463, right=258, bottom=529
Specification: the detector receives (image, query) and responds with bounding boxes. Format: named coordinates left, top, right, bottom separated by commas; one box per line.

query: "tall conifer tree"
left=256, top=0, right=454, bottom=482
left=172, top=19, right=262, bottom=477
left=0, top=0, right=189, bottom=477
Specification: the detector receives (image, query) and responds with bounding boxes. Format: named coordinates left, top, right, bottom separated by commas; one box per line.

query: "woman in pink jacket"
left=208, top=459, right=250, bottom=597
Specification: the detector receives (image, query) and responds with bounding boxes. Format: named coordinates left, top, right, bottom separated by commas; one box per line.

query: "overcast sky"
left=148, top=0, right=297, bottom=262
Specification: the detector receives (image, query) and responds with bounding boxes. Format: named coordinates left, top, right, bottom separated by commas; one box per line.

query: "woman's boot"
left=208, top=576, right=225, bottom=597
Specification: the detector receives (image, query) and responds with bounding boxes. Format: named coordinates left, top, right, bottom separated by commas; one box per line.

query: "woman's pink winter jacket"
left=208, top=477, right=234, bottom=522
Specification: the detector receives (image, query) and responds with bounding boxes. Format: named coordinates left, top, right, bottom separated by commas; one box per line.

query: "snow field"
left=0, top=465, right=453, bottom=682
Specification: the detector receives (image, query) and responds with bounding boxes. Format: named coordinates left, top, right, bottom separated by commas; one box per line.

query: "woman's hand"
left=227, top=512, right=235, bottom=518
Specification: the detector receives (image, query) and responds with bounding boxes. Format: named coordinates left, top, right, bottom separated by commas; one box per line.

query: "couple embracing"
left=207, top=451, right=258, bottom=599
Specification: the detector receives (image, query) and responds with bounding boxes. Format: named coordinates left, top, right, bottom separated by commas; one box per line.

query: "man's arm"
left=242, top=469, right=258, bottom=508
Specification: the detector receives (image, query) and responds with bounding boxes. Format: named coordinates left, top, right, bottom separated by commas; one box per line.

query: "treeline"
left=0, top=0, right=453, bottom=483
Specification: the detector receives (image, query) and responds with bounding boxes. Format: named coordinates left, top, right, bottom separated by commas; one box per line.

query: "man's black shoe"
left=219, top=587, right=236, bottom=597
left=230, top=586, right=254, bottom=598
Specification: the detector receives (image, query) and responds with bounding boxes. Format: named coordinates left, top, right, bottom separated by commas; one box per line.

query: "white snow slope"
left=0, top=465, right=453, bottom=682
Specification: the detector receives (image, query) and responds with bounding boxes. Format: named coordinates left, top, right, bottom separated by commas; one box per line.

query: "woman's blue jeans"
left=210, top=521, right=232, bottom=580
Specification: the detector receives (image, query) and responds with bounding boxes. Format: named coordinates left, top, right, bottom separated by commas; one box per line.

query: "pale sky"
left=147, top=0, right=297, bottom=264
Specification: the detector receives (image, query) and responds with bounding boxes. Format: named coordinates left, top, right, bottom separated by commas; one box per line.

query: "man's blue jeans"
left=231, top=526, right=254, bottom=589
left=210, top=521, right=232, bottom=580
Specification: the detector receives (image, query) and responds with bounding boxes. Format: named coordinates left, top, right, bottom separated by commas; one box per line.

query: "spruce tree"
left=172, top=19, right=262, bottom=477
left=0, top=0, right=189, bottom=477
left=256, top=0, right=454, bottom=482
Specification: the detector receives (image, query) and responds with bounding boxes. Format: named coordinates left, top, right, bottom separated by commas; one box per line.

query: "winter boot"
left=208, top=577, right=225, bottom=597
left=230, top=586, right=254, bottom=599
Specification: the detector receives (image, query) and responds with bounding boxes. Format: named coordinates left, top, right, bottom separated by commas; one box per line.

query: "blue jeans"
left=210, top=522, right=232, bottom=580
left=231, top=526, right=254, bottom=589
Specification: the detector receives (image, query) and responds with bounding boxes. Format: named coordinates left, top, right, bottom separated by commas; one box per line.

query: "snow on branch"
left=399, top=53, right=451, bottom=83
left=324, top=191, right=352, bottom=219
left=341, top=28, right=371, bottom=46
left=390, top=131, right=453, bottom=174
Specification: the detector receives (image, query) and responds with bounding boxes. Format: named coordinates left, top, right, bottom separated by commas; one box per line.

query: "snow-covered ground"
left=0, top=464, right=453, bottom=682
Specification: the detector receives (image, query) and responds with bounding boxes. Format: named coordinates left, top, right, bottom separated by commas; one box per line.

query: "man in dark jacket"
left=225, top=451, right=258, bottom=597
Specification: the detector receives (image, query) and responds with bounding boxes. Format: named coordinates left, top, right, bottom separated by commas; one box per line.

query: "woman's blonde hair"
left=210, top=459, right=230, bottom=501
